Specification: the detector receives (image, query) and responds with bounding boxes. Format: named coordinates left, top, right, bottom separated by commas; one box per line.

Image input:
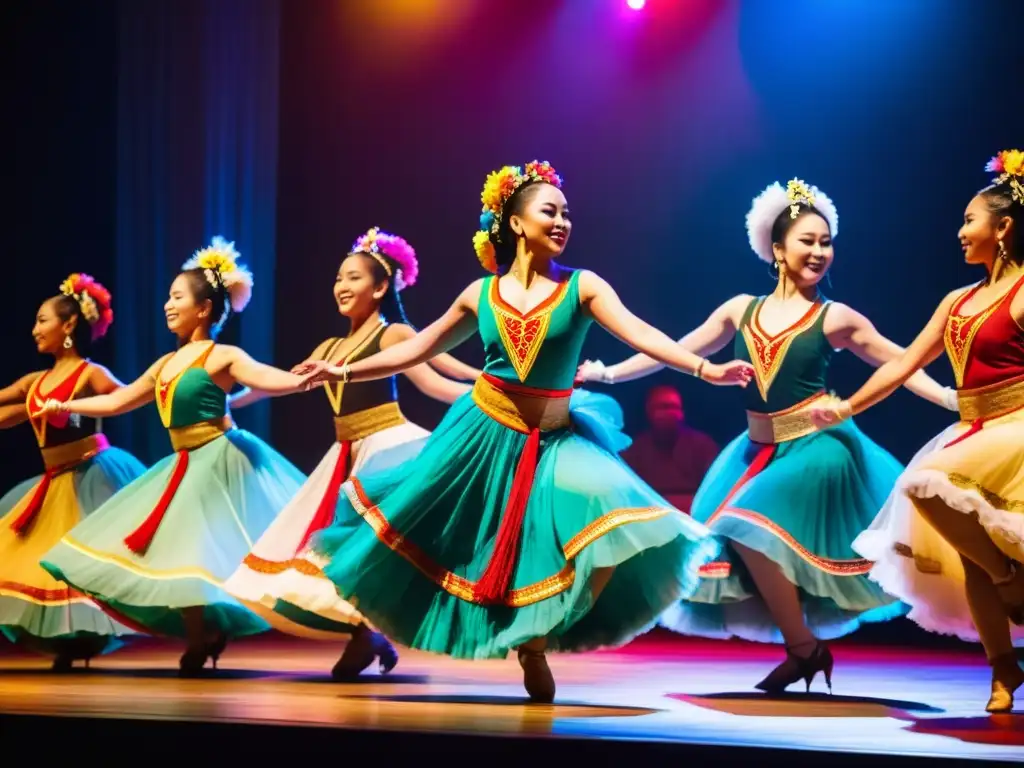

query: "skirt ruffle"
left=854, top=409, right=1024, bottom=646
left=41, top=429, right=305, bottom=640
left=661, top=420, right=907, bottom=644
left=223, top=421, right=430, bottom=640
left=0, top=448, right=145, bottom=655
left=307, top=388, right=720, bottom=660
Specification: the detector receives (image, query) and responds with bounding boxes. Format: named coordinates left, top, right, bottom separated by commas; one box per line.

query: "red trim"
left=298, top=441, right=351, bottom=551
left=123, top=450, right=190, bottom=555
left=480, top=372, right=572, bottom=398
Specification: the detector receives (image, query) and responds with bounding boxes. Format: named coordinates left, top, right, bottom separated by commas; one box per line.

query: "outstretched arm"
left=578, top=271, right=753, bottom=387
left=429, top=352, right=481, bottom=382
left=56, top=357, right=166, bottom=418
left=228, top=338, right=335, bottom=410
left=829, top=304, right=957, bottom=410
left=305, top=281, right=483, bottom=385
left=0, top=372, right=43, bottom=406
left=383, top=325, right=473, bottom=403
left=224, top=347, right=309, bottom=395
left=0, top=402, right=29, bottom=429
left=583, top=295, right=750, bottom=383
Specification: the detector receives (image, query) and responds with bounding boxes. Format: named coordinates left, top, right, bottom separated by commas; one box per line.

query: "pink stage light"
left=626, top=0, right=645, bottom=10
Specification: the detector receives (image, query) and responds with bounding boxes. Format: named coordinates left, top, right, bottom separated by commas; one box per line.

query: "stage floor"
left=0, top=632, right=1021, bottom=761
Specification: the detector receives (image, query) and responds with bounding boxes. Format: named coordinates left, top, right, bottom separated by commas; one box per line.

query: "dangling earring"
left=63, top=334, right=73, bottom=350
left=997, top=240, right=1008, bottom=261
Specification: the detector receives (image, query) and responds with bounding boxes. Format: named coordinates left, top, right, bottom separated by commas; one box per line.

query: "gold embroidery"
left=471, top=376, right=571, bottom=434
left=704, top=507, right=873, bottom=575
left=168, top=416, right=232, bottom=452
left=0, top=582, right=93, bottom=606
left=741, top=300, right=827, bottom=402
left=40, top=434, right=110, bottom=471
left=490, top=278, right=569, bottom=383
left=241, top=553, right=326, bottom=578
left=746, top=392, right=829, bottom=444
left=947, top=473, right=1024, bottom=513
left=335, top=402, right=406, bottom=442
left=957, top=374, right=1024, bottom=422
left=342, top=478, right=673, bottom=607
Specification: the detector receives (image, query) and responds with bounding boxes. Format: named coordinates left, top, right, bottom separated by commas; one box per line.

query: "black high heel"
left=517, top=646, right=556, bottom=703
left=331, top=628, right=399, bottom=679
left=178, top=646, right=211, bottom=678
left=755, top=641, right=834, bottom=695
left=51, top=655, right=74, bottom=673
left=205, top=632, right=228, bottom=670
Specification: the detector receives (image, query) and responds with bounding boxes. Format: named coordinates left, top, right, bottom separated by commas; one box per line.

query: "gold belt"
left=334, top=402, right=407, bottom=442
left=958, top=374, right=1024, bottom=422
left=40, top=433, right=110, bottom=471
left=747, top=392, right=829, bottom=445
left=471, top=375, right=572, bottom=434
left=168, top=416, right=232, bottom=452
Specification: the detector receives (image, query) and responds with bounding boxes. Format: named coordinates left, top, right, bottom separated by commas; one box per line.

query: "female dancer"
left=578, top=178, right=957, bottom=693
left=813, top=150, right=1024, bottom=712
left=0, top=274, right=144, bottom=669
left=224, top=227, right=479, bottom=678
left=297, top=161, right=754, bottom=702
left=39, top=238, right=311, bottom=676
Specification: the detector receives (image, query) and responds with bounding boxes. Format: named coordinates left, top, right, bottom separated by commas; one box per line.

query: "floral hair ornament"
left=59, top=273, right=114, bottom=341
left=351, top=227, right=419, bottom=292
left=473, top=160, right=563, bottom=273
left=182, top=236, right=254, bottom=313
left=985, top=149, right=1024, bottom=204
left=745, top=178, right=839, bottom=264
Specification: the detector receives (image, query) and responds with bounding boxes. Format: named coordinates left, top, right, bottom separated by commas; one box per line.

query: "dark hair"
left=50, top=294, right=95, bottom=355
left=492, top=181, right=552, bottom=271
left=979, top=181, right=1023, bottom=264
left=180, top=268, right=232, bottom=338
left=352, top=253, right=412, bottom=326
left=770, top=203, right=831, bottom=250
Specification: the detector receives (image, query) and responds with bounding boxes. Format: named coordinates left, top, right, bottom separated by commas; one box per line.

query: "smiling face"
left=333, top=253, right=387, bottom=318
left=164, top=273, right=213, bottom=338
left=772, top=211, right=834, bottom=288
left=32, top=298, right=74, bottom=355
left=958, top=193, right=1008, bottom=266
left=506, top=182, right=572, bottom=258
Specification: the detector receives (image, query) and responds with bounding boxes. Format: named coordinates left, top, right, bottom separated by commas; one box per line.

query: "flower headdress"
left=59, top=273, right=114, bottom=341
left=985, top=149, right=1024, bottom=204
left=473, top=160, right=563, bottom=273
left=350, top=227, right=419, bottom=292
left=182, top=236, right=254, bottom=313
left=745, top=178, right=839, bottom=264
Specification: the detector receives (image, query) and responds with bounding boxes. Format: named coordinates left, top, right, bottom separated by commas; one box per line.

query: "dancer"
left=578, top=178, right=957, bottom=693
left=0, top=274, right=144, bottom=669
left=297, top=160, right=754, bottom=702
left=39, top=238, right=310, bottom=676
left=813, top=150, right=1024, bottom=712
left=223, top=227, right=480, bottom=679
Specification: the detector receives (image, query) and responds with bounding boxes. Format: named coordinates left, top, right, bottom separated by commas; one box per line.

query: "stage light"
left=627, top=0, right=645, bottom=10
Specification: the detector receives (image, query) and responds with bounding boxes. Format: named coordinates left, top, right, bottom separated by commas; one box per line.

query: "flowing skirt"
left=0, top=447, right=145, bottom=655
left=41, top=429, right=306, bottom=639
left=306, top=389, right=721, bottom=660
left=660, top=420, right=907, bottom=643
left=854, top=409, right=1024, bottom=645
left=223, top=421, right=430, bottom=640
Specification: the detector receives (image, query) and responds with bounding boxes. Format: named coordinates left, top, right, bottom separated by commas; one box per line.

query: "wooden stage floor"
left=0, top=631, right=1021, bottom=763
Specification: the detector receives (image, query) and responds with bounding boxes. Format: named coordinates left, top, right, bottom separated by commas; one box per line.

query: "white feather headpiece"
left=182, top=236, right=254, bottom=313
left=745, top=179, right=839, bottom=264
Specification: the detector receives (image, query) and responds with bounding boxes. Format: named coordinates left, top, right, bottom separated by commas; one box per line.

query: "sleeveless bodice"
left=735, top=296, right=834, bottom=413
left=477, top=270, right=591, bottom=390
left=321, top=324, right=398, bottom=417
left=25, top=360, right=98, bottom=448
left=155, top=343, right=226, bottom=429
left=944, top=274, right=1024, bottom=390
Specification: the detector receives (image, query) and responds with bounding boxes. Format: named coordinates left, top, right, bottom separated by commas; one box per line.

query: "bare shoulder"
left=381, top=323, right=415, bottom=347
left=456, top=278, right=488, bottom=310
left=308, top=337, right=339, bottom=361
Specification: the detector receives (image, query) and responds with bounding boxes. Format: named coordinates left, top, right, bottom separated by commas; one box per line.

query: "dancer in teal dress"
left=296, top=161, right=755, bottom=702
left=579, top=179, right=957, bottom=693
left=39, top=237, right=310, bottom=676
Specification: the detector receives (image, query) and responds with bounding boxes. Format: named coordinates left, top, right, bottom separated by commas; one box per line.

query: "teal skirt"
left=41, top=429, right=306, bottom=640
left=660, top=420, right=907, bottom=643
left=310, top=389, right=721, bottom=660
left=0, top=447, right=145, bottom=656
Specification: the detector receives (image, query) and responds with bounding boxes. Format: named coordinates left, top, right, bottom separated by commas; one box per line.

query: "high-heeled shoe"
left=994, top=561, right=1024, bottom=625
left=51, top=655, right=74, bottom=673
left=755, top=641, right=834, bottom=695
left=205, top=632, right=228, bottom=670
left=986, top=653, right=1024, bottom=713
left=178, top=646, right=211, bottom=678
left=331, top=629, right=400, bottom=680
left=517, top=646, right=556, bottom=703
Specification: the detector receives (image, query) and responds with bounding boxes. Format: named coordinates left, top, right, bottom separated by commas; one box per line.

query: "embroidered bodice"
left=944, top=273, right=1024, bottom=390
left=735, top=296, right=834, bottom=413
left=154, top=342, right=227, bottom=429
left=320, top=324, right=398, bottom=417
left=24, top=360, right=97, bottom=448
left=477, top=270, right=591, bottom=391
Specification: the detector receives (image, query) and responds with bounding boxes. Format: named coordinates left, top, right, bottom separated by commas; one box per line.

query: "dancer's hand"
left=291, top=360, right=320, bottom=376
left=576, top=360, right=610, bottom=384
left=300, top=361, right=343, bottom=390
left=39, top=398, right=68, bottom=415
left=701, top=360, right=754, bottom=387
left=942, top=386, right=959, bottom=412
left=809, top=397, right=852, bottom=428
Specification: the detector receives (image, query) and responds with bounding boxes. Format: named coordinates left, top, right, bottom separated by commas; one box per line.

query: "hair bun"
left=59, top=272, right=114, bottom=340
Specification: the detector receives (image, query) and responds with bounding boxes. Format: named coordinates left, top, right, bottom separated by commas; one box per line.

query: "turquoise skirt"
left=41, top=429, right=306, bottom=639
left=310, top=389, right=720, bottom=660
left=0, top=447, right=145, bottom=656
left=660, top=420, right=907, bottom=643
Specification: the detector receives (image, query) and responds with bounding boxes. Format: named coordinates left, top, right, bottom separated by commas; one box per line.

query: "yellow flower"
left=473, top=230, right=497, bottom=273
left=192, top=249, right=237, bottom=275
left=481, top=166, right=519, bottom=213
left=1002, top=149, right=1024, bottom=177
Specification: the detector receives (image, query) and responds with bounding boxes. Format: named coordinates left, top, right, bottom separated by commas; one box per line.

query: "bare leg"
left=732, top=541, right=815, bottom=654
left=961, top=556, right=1013, bottom=661
left=914, top=496, right=1012, bottom=580
left=590, top=566, right=615, bottom=605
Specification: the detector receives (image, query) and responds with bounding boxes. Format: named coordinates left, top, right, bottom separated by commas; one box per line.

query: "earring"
left=63, top=335, right=73, bottom=350
left=998, top=240, right=1008, bottom=261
